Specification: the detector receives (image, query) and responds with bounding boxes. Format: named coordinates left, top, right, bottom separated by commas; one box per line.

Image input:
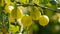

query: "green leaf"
left=5, top=0, right=11, bottom=5
left=20, top=0, right=29, bottom=4
left=44, top=9, right=54, bottom=18
left=0, top=0, right=5, bottom=7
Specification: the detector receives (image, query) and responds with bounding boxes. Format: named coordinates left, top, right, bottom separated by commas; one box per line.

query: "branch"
left=17, top=3, right=60, bottom=12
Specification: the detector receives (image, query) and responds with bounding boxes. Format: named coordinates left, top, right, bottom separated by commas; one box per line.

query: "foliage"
left=0, top=0, right=60, bottom=34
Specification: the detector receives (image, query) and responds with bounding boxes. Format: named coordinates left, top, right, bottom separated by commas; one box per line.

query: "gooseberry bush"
left=0, top=0, right=60, bottom=34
